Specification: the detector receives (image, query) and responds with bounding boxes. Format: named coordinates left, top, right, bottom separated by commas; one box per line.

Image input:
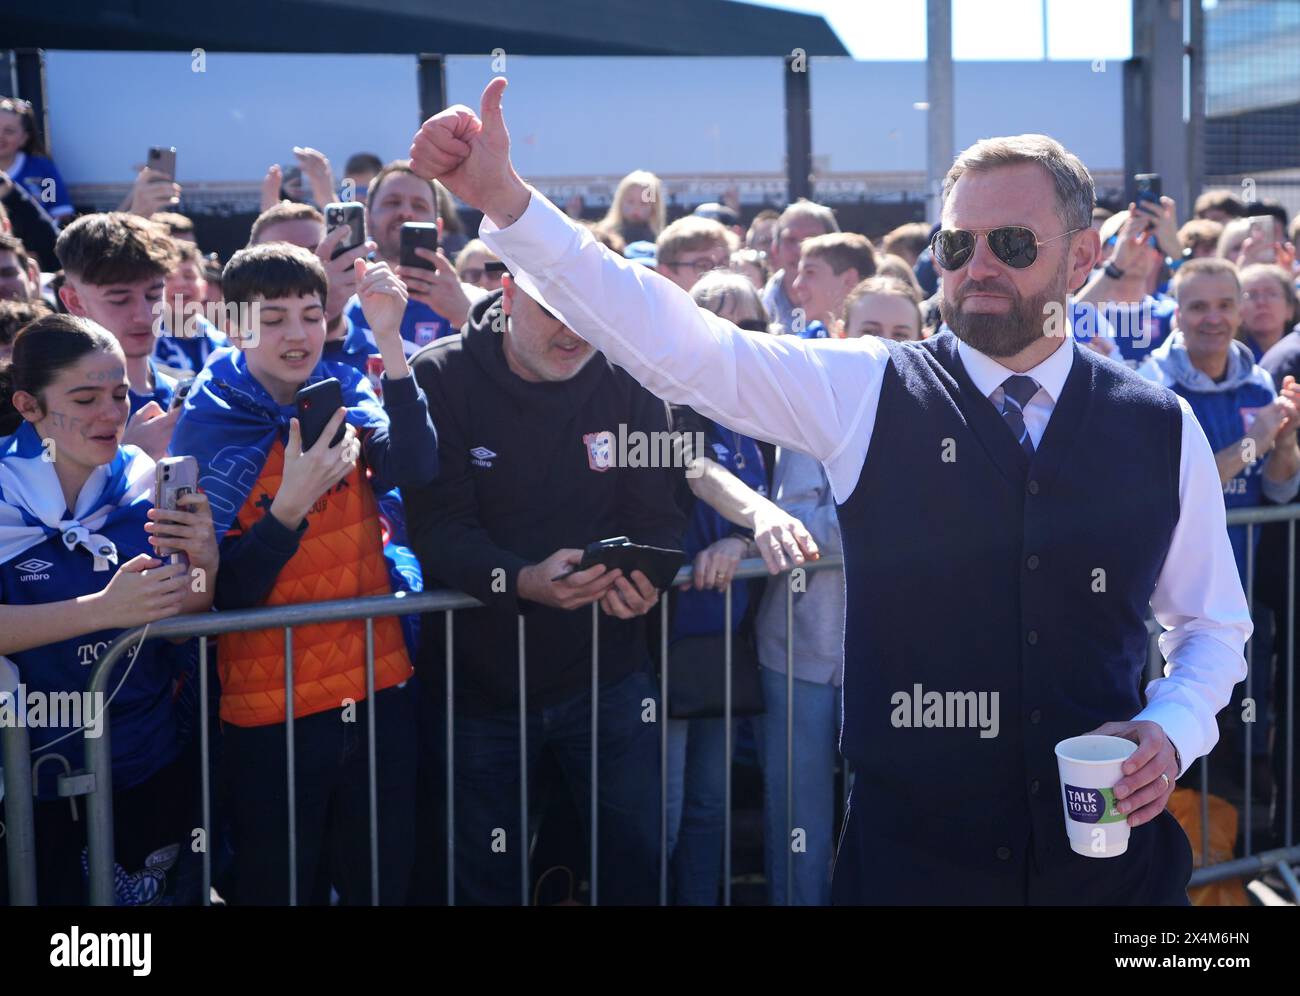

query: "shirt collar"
left=957, top=333, right=1074, bottom=403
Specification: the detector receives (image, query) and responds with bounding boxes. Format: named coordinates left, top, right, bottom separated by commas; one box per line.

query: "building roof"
left=6, top=0, right=848, bottom=56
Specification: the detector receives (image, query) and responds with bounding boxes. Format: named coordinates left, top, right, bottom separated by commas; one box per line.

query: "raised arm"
left=408, top=77, right=890, bottom=503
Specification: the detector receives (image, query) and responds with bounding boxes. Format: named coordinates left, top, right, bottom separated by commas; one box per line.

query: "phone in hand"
left=1248, top=215, right=1274, bottom=246
left=400, top=222, right=439, bottom=271
left=170, top=377, right=196, bottom=411
left=154, top=455, right=198, bottom=566
left=325, top=202, right=366, bottom=259
left=279, top=164, right=307, bottom=203
left=295, top=378, right=346, bottom=450
left=148, top=146, right=177, bottom=180
left=1133, top=173, right=1161, bottom=223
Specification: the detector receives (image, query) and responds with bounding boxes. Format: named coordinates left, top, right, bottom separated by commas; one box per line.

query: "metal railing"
left=1186, top=505, right=1298, bottom=895
left=4, top=504, right=1300, bottom=904
left=10, top=555, right=849, bottom=906
left=1, top=657, right=37, bottom=905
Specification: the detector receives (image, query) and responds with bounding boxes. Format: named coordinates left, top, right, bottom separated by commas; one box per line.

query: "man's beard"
left=941, top=257, right=1068, bottom=358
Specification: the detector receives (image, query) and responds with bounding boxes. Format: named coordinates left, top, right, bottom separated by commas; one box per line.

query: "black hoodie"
left=407, top=290, right=686, bottom=714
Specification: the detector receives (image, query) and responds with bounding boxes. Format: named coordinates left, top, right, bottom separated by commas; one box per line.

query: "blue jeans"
left=446, top=669, right=661, bottom=905
left=665, top=716, right=730, bottom=904
left=755, top=666, right=841, bottom=906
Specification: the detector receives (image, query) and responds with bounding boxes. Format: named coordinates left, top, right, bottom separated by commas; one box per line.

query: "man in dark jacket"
left=407, top=276, right=685, bottom=905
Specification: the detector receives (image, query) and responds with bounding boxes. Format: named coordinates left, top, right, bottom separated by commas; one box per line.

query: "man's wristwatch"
left=1104, top=261, right=1126, bottom=280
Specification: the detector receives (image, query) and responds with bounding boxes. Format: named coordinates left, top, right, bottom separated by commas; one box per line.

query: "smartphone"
left=325, top=202, right=366, bottom=259
left=295, top=378, right=346, bottom=450
left=1134, top=173, right=1161, bottom=231
left=154, top=455, right=198, bottom=566
left=400, top=222, right=439, bottom=271
left=280, top=165, right=306, bottom=203
left=1248, top=215, right=1274, bottom=245
left=169, top=377, right=195, bottom=411
left=148, top=146, right=177, bottom=180
left=1134, top=173, right=1161, bottom=208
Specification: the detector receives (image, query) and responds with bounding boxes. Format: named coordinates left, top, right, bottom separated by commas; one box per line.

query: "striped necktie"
left=1000, top=374, right=1040, bottom=458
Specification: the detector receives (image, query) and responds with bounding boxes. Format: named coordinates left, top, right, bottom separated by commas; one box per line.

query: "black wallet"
left=564, top=536, right=687, bottom=591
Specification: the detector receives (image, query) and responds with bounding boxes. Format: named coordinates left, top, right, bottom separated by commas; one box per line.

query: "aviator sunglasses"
left=931, top=226, right=1084, bottom=271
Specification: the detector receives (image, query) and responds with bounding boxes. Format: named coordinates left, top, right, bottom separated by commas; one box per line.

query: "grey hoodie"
left=1137, top=330, right=1275, bottom=396
left=754, top=447, right=845, bottom=686
left=1138, top=330, right=1300, bottom=505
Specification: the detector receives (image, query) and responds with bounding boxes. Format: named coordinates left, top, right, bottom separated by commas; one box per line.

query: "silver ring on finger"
left=1160, top=772, right=1171, bottom=790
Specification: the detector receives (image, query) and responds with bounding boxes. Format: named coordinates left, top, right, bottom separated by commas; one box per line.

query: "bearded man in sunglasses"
left=410, top=78, right=1250, bottom=906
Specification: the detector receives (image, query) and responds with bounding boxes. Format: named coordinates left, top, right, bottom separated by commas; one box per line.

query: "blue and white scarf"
left=0, top=422, right=154, bottom=571
left=169, top=347, right=423, bottom=648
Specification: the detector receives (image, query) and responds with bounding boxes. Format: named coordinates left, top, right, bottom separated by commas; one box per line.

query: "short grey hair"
left=942, top=134, right=1095, bottom=231
left=1170, top=255, right=1241, bottom=303
left=777, top=199, right=840, bottom=236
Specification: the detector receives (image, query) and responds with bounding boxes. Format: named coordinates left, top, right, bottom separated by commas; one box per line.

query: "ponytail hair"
left=0, top=314, right=120, bottom=437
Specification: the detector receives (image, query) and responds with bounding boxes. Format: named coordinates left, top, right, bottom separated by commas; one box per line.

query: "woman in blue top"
left=0, top=314, right=217, bottom=905
left=0, top=97, right=74, bottom=223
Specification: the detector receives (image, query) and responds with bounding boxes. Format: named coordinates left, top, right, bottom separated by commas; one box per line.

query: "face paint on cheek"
left=42, top=410, right=84, bottom=436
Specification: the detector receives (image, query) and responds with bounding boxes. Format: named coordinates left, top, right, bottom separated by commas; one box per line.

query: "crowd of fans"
left=1, top=87, right=1300, bottom=906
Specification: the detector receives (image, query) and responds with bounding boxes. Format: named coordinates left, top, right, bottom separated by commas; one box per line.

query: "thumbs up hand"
left=409, top=76, right=531, bottom=228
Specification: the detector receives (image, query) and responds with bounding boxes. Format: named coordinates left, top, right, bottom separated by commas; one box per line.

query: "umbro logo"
left=16, top=558, right=53, bottom=581
left=470, top=446, right=496, bottom=468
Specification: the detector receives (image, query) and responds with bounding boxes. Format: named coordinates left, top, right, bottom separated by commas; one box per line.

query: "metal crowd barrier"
left=1, top=657, right=38, bottom=905
left=4, top=502, right=1300, bottom=904
left=74, top=555, right=845, bottom=907
left=1186, top=505, right=1299, bottom=896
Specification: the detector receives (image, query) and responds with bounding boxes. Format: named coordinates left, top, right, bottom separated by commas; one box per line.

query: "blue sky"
left=750, top=0, right=1134, bottom=60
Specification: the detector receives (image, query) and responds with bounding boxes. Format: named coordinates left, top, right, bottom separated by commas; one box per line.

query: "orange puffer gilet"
left=218, top=438, right=413, bottom=726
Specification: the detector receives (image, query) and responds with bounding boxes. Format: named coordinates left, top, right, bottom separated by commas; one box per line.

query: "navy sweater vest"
left=833, top=332, right=1193, bottom=904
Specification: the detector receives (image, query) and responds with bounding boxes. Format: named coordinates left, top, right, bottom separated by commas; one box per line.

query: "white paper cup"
left=1054, top=734, right=1138, bottom=858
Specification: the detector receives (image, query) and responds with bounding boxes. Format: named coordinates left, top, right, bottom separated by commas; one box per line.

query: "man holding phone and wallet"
left=404, top=267, right=685, bottom=905
left=410, top=79, right=1251, bottom=905
left=346, top=160, right=486, bottom=354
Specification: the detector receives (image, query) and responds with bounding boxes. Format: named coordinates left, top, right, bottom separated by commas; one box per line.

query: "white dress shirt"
left=481, top=187, right=1251, bottom=777
left=957, top=336, right=1073, bottom=452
